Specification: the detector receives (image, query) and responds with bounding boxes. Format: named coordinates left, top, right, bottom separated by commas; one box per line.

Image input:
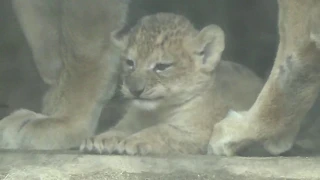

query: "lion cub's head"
left=112, top=13, right=225, bottom=110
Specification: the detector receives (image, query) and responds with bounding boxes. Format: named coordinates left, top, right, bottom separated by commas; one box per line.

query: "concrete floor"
left=0, top=150, right=320, bottom=180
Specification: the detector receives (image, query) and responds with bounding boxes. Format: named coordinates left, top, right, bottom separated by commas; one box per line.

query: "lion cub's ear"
left=111, top=28, right=130, bottom=50
left=193, top=25, right=225, bottom=72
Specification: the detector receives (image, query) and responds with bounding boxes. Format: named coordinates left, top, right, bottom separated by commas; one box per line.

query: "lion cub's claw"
left=80, top=132, right=126, bottom=154
left=80, top=137, right=104, bottom=154
left=116, top=137, right=153, bottom=156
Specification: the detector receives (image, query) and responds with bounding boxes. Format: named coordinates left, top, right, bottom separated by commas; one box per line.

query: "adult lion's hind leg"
left=0, top=0, right=128, bottom=150
left=209, top=0, right=320, bottom=156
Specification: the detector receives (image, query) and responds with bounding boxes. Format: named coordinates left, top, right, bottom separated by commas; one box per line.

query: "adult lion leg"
left=209, top=0, right=320, bottom=156
left=0, top=0, right=128, bottom=149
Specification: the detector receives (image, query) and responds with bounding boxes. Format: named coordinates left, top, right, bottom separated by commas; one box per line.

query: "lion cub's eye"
left=125, top=59, right=134, bottom=69
left=153, top=63, right=173, bottom=72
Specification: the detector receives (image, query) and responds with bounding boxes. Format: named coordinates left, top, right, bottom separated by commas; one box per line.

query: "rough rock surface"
left=0, top=150, right=320, bottom=180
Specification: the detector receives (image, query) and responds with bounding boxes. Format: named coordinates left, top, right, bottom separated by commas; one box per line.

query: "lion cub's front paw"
left=116, top=137, right=152, bottom=156
left=116, top=131, right=165, bottom=156
left=208, top=110, right=254, bottom=156
left=80, top=131, right=127, bottom=154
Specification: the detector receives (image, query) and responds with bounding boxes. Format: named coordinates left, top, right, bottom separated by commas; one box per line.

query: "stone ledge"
left=0, top=149, right=319, bottom=180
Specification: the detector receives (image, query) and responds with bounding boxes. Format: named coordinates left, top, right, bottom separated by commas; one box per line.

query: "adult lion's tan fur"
left=0, top=0, right=128, bottom=149
left=80, top=13, right=264, bottom=155
left=210, top=0, right=320, bottom=156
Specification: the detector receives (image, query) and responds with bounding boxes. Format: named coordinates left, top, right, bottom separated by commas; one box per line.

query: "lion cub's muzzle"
left=125, top=75, right=146, bottom=98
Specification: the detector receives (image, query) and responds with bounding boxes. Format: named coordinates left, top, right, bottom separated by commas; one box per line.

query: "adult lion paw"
left=80, top=131, right=127, bottom=154
left=0, top=109, right=47, bottom=149
left=207, top=110, right=254, bottom=156
left=0, top=109, right=89, bottom=149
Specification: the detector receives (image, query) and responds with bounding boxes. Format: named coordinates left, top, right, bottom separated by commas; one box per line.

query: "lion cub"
left=80, top=13, right=264, bottom=155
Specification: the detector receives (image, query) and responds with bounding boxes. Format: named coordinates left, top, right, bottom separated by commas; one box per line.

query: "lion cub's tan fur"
left=81, top=13, right=264, bottom=155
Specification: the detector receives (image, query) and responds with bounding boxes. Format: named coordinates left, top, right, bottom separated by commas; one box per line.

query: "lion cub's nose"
left=130, top=88, right=144, bottom=97
left=126, top=75, right=146, bottom=97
